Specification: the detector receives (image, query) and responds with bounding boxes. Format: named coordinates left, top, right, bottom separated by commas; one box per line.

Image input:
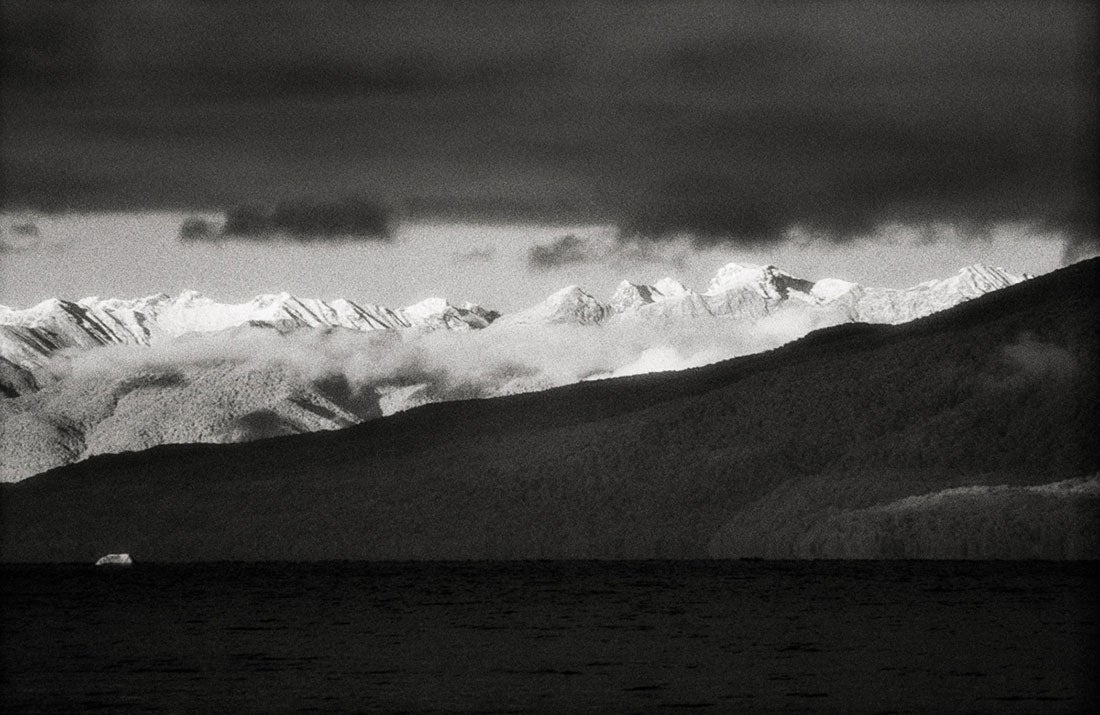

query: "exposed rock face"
left=0, top=356, right=38, bottom=397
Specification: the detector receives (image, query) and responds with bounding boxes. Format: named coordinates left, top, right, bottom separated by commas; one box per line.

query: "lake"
left=1, top=561, right=1096, bottom=712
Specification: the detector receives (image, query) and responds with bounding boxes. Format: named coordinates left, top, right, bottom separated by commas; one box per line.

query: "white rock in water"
left=94, top=553, right=133, bottom=566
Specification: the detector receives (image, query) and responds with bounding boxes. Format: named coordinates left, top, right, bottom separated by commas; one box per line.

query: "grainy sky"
left=0, top=1, right=1095, bottom=308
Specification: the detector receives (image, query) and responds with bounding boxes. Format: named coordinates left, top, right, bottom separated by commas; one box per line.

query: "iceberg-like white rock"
left=95, top=553, right=133, bottom=566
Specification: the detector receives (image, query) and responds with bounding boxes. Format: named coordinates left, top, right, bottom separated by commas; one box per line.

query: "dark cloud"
left=178, top=217, right=217, bottom=242
left=0, top=163, right=130, bottom=213
left=165, top=51, right=565, bottom=104
left=1, top=1, right=1095, bottom=251
left=399, top=195, right=605, bottom=226
left=527, top=235, right=593, bottom=271
left=217, top=199, right=393, bottom=242
left=1, top=220, right=50, bottom=253
left=619, top=106, right=1086, bottom=245
left=0, top=2, right=99, bottom=90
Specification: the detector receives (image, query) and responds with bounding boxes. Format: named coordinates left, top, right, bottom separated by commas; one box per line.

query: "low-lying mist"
left=44, top=309, right=831, bottom=413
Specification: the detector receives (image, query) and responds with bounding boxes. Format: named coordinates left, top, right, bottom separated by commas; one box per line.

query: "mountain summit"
left=500, top=285, right=608, bottom=326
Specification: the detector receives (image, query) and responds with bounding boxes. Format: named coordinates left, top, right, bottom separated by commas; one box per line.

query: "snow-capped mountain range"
left=0, top=291, right=498, bottom=376
left=0, top=262, right=1027, bottom=382
left=506, top=263, right=1027, bottom=326
left=0, top=261, right=1030, bottom=482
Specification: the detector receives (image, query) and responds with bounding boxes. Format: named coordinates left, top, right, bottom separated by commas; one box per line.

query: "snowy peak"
left=853, top=264, right=1028, bottom=324
left=503, top=285, right=607, bottom=326
left=402, top=297, right=451, bottom=320
left=706, top=262, right=775, bottom=294
left=169, top=289, right=209, bottom=308
left=706, top=262, right=816, bottom=300
left=900, top=264, right=1026, bottom=295
left=933, top=264, right=1029, bottom=295
left=809, top=278, right=859, bottom=302
left=460, top=302, right=501, bottom=325
left=653, top=278, right=691, bottom=298
left=609, top=281, right=661, bottom=313
left=609, top=278, right=699, bottom=314
left=401, top=297, right=497, bottom=331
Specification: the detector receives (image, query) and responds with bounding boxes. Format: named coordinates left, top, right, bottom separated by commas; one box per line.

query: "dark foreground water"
left=1, top=561, right=1096, bottom=713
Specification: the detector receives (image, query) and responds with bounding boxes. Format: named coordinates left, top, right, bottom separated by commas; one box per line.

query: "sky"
left=0, top=1, right=1096, bottom=310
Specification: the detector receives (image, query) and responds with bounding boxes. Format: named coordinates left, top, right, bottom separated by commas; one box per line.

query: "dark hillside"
left=2, top=260, right=1098, bottom=561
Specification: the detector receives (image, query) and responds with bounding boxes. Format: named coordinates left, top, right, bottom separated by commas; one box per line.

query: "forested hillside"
left=2, top=260, right=1097, bottom=561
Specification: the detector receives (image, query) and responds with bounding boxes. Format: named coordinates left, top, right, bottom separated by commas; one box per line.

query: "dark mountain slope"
left=2, top=260, right=1098, bottom=561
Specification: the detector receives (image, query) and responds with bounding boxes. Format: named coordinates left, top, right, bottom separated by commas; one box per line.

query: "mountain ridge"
left=0, top=261, right=1032, bottom=483
left=0, top=262, right=1027, bottom=378
left=2, top=259, right=1094, bottom=561
left=0, top=291, right=499, bottom=375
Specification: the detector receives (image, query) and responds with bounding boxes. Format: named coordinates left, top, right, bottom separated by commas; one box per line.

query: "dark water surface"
left=2, top=561, right=1096, bottom=712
